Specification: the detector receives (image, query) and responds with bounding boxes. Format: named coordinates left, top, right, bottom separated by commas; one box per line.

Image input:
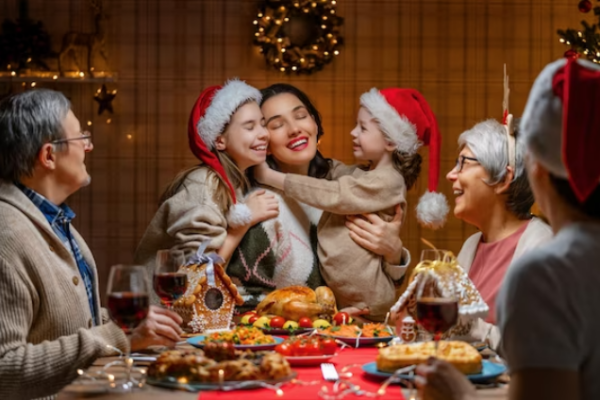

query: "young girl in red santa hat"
left=254, top=87, right=449, bottom=322
left=135, top=79, right=279, bottom=305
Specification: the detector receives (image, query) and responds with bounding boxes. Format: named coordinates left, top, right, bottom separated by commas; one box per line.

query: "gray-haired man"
left=0, top=89, right=182, bottom=399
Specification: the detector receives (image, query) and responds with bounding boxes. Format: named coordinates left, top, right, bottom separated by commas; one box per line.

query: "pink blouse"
left=468, top=221, right=530, bottom=324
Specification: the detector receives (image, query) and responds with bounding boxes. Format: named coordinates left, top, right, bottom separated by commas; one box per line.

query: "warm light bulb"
left=284, top=18, right=289, bottom=22
left=323, top=16, right=328, bottom=20
left=324, top=51, right=329, bottom=55
left=27, top=58, right=31, bottom=63
left=281, top=48, right=286, bottom=52
left=106, top=118, right=112, bottom=124
left=278, top=38, right=283, bottom=42
left=280, top=67, right=285, bottom=72
left=331, top=9, right=335, bottom=14
left=334, top=50, right=339, bottom=55
left=258, top=13, right=263, bottom=17
left=266, top=16, right=270, bottom=20
left=112, top=90, right=117, bottom=94
left=127, top=134, right=132, bottom=140
left=31, top=82, right=36, bottom=87
left=79, top=72, right=85, bottom=77
left=321, top=24, right=326, bottom=29
left=275, top=58, right=280, bottom=62
left=300, top=58, right=305, bottom=62
left=253, top=20, right=258, bottom=24
left=255, top=32, right=260, bottom=36
left=53, top=75, right=58, bottom=79
left=292, top=66, right=297, bottom=70
left=10, top=71, right=16, bottom=76
left=313, top=45, right=318, bottom=50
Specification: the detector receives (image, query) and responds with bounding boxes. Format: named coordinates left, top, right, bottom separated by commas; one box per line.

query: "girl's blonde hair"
left=159, top=101, right=254, bottom=212
left=391, top=150, right=422, bottom=190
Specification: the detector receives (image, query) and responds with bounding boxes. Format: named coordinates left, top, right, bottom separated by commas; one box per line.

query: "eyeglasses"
left=51, top=131, right=93, bottom=148
left=454, top=155, right=479, bottom=172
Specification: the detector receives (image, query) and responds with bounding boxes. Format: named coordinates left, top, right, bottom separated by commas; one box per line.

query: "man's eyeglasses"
left=51, top=131, right=93, bottom=148
left=454, top=155, right=479, bottom=172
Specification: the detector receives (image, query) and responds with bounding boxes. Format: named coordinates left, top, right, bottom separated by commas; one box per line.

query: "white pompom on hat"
left=360, top=88, right=449, bottom=229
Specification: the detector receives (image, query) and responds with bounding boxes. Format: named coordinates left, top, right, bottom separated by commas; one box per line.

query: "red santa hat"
left=360, top=88, right=449, bottom=229
left=187, top=79, right=262, bottom=228
left=521, top=58, right=600, bottom=203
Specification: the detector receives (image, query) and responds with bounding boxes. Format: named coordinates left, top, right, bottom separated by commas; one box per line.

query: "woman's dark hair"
left=549, top=175, right=600, bottom=219
left=260, top=83, right=332, bottom=179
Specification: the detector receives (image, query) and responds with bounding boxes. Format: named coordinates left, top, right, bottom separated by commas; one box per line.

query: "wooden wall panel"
left=2, top=0, right=583, bottom=298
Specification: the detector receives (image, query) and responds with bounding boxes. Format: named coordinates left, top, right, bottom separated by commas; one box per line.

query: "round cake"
left=376, top=341, right=482, bottom=375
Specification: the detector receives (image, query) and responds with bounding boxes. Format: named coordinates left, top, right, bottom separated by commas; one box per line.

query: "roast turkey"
left=256, top=286, right=336, bottom=321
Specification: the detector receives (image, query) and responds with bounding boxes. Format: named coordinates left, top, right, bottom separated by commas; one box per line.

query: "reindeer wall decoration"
left=58, top=0, right=109, bottom=76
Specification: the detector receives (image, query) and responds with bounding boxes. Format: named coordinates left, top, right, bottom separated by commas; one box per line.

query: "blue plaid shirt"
left=17, top=183, right=98, bottom=326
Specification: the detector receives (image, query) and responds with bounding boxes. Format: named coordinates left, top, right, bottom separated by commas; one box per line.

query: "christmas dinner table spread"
left=58, top=342, right=509, bottom=400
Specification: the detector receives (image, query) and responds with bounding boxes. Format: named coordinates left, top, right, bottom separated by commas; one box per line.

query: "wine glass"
left=153, top=249, right=187, bottom=309
left=106, top=265, right=150, bottom=391
left=414, top=250, right=459, bottom=356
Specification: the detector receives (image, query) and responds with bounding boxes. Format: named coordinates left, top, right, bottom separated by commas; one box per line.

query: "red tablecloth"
left=198, top=347, right=405, bottom=400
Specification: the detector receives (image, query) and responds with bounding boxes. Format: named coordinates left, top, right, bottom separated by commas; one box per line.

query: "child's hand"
left=253, top=162, right=286, bottom=190
left=245, top=189, right=279, bottom=226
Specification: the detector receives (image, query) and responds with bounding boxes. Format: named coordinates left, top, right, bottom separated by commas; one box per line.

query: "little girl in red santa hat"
left=254, top=87, right=448, bottom=322
left=135, top=79, right=279, bottom=303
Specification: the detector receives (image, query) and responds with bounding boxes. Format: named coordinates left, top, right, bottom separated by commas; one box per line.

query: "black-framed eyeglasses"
left=454, top=155, right=479, bottom=172
left=51, top=131, right=92, bottom=148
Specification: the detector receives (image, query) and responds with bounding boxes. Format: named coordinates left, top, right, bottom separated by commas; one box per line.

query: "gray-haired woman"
left=446, top=119, right=552, bottom=349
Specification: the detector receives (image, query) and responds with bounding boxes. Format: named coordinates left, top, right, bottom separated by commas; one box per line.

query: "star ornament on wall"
left=93, top=84, right=116, bottom=115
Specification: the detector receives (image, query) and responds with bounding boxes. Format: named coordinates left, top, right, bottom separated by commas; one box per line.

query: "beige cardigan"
left=134, top=167, right=231, bottom=304
left=457, top=217, right=553, bottom=349
left=0, top=183, right=128, bottom=400
left=284, top=163, right=407, bottom=321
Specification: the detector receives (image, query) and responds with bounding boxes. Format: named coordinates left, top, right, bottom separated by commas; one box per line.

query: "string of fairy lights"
left=253, top=0, right=344, bottom=74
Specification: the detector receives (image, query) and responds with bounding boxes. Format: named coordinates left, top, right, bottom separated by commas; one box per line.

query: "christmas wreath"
left=253, top=0, right=344, bottom=74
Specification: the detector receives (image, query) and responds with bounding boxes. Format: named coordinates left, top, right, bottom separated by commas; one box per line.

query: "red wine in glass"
left=107, top=292, right=149, bottom=332
left=416, top=297, right=459, bottom=339
left=153, top=272, right=188, bottom=305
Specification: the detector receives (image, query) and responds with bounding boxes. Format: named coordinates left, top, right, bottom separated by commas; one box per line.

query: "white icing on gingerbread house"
left=173, top=249, right=244, bottom=333
left=391, top=250, right=488, bottom=339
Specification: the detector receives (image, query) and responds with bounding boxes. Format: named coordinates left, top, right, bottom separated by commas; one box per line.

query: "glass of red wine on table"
left=106, top=264, right=150, bottom=391
left=415, top=249, right=459, bottom=356
left=153, top=249, right=187, bottom=310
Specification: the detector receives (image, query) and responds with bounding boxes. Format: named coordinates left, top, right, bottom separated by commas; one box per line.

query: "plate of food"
left=260, top=327, right=315, bottom=336
left=362, top=341, right=506, bottom=384
left=147, top=348, right=296, bottom=391
left=273, top=336, right=339, bottom=366
left=361, top=360, right=505, bottom=383
left=187, top=326, right=284, bottom=350
left=318, top=323, right=396, bottom=347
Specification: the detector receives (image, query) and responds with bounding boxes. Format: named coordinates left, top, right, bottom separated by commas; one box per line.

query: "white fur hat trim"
left=416, top=191, right=449, bottom=230
left=520, top=58, right=569, bottom=179
left=360, top=88, right=421, bottom=154
left=227, top=203, right=252, bottom=229
left=197, top=79, right=262, bottom=150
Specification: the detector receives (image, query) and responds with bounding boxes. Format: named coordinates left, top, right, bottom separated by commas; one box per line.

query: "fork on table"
left=321, top=363, right=339, bottom=382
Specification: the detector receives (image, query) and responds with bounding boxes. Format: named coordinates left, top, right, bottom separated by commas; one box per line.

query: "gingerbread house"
left=390, top=250, right=488, bottom=339
left=174, top=260, right=244, bottom=333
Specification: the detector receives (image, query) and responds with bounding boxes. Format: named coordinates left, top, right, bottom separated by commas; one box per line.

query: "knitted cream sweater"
left=0, top=183, right=128, bottom=400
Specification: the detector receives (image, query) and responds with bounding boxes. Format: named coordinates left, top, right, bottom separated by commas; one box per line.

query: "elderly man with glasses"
left=0, top=89, right=183, bottom=399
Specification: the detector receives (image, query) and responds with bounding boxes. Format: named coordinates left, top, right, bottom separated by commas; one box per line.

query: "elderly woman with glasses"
left=446, top=119, right=552, bottom=350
